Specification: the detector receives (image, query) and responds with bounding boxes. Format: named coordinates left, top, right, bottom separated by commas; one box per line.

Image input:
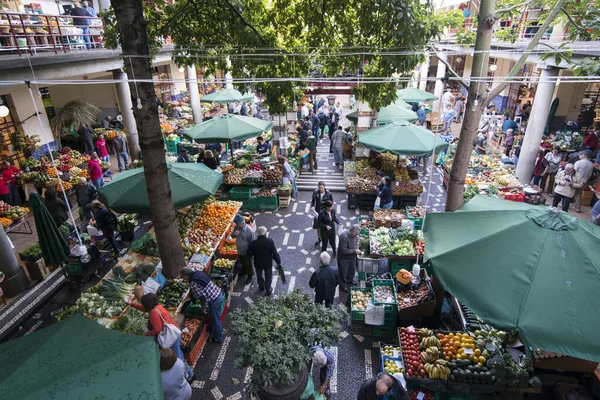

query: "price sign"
left=408, top=326, right=415, bottom=332
left=417, top=392, right=425, bottom=400
left=464, top=348, right=474, bottom=355
left=184, top=237, right=190, bottom=247
left=403, top=298, right=411, bottom=303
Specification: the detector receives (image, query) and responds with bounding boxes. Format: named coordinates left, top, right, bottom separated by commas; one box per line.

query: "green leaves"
left=230, top=290, right=347, bottom=392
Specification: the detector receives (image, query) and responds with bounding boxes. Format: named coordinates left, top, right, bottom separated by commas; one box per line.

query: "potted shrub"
left=117, top=213, right=136, bottom=242
left=19, top=242, right=43, bottom=262
left=231, top=291, right=347, bottom=399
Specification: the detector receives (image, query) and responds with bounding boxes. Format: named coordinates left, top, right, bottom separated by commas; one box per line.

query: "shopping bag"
left=365, top=304, right=385, bottom=326
left=374, top=197, right=381, bottom=208
left=156, top=310, right=182, bottom=348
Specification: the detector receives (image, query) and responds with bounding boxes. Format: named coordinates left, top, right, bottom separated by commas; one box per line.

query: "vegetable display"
left=157, top=279, right=189, bottom=309
left=370, top=227, right=418, bottom=257
left=110, top=308, right=148, bottom=335
left=116, top=213, right=136, bottom=232
left=399, top=327, right=427, bottom=379
left=351, top=289, right=370, bottom=311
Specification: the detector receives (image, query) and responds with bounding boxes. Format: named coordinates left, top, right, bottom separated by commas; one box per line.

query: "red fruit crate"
left=185, top=325, right=209, bottom=367
left=504, top=192, right=525, bottom=202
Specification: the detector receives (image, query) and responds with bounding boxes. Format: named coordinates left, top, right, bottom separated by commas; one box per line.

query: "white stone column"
left=515, top=67, right=559, bottom=183
left=112, top=70, right=141, bottom=159
left=186, top=65, right=203, bottom=124
left=432, top=55, right=447, bottom=112
left=419, top=55, right=430, bottom=91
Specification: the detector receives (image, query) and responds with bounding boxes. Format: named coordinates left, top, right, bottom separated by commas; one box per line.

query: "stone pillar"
left=186, top=66, right=203, bottom=124
left=0, top=226, right=29, bottom=298
left=515, top=67, right=559, bottom=183
left=97, top=0, right=111, bottom=13
left=432, top=55, right=447, bottom=112
left=419, top=56, right=430, bottom=91
left=112, top=70, right=141, bottom=160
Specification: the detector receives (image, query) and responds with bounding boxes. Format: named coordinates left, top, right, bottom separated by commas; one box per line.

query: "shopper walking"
left=247, top=226, right=284, bottom=296
left=78, top=124, right=94, bottom=154
left=128, top=294, right=194, bottom=379
left=540, top=147, right=561, bottom=194
left=573, top=150, right=594, bottom=212
left=88, top=152, right=104, bottom=188
left=114, top=131, right=129, bottom=172
left=311, top=182, right=333, bottom=246
left=337, top=225, right=361, bottom=293
left=442, top=105, right=454, bottom=132
left=76, top=177, right=97, bottom=221
left=331, top=126, right=346, bottom=168
left=95, top=133, right=110, bottom=163
left=180, top=267, right=225, bottom=344
left=318, top=200, right=340, bottom=256
left=306, top=130, right=318, bottom=172
left=233, top=214, right=255, bottom=284
left=552, top=163, right=584, bottom=212
left=278, top=155, right=297, bottom=198
left=309, top=346, right=335, bottom=397
left=532, top=151, right=545, bottom=186
left=309, top=252, right=339, bottom=308
left=90, top=200, right=119, bottom=257
left=1, top=161, right=21, bottom=206
left=160, top=348, right=192, bottom=400
left=504, top=129, right=515, bottom=157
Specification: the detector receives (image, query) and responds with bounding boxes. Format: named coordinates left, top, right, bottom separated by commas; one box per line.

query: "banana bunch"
left=420, top=346, right=440, bottom=364
left=417, top=328, right=434, bottom=340
left=420, top=336, right=441, bottom=350
left=424, top=359, right=450, bottom=380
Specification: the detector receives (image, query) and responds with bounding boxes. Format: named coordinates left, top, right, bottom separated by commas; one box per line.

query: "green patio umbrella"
left=396, top=87, right=438, bottom=103
left=0, top=315, right=162, bottom=400
left=29, top=192, right=69, bottom=267
left=394, top=99, right=413, bottom=109
left=346, top=109, right=358, bottom=123
left=376, top=103, right=419, bottom=125
left=98, top=162, right=222, bottom=214
left=200, top=88, right=253, bottom=104
left=183, top=113, right=273, bottom=144
left=424, top=195, right=600, bottom=362
left=358, top=120, right=448, bottom=156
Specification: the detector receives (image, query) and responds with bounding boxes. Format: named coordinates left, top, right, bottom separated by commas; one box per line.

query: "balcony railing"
left=0, top=12, right=105, bottom=56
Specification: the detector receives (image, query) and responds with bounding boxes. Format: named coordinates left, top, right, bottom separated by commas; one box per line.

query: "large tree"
left=441, top=0, right=599, bottom=211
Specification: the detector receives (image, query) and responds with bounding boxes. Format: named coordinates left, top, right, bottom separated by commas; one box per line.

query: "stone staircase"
left=296, top=138, right=346, bottom=192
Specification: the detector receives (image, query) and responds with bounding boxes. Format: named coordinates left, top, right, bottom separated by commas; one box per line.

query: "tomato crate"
left=185, top=325, right=209, bottom=367
left=350, top=287, right=370, bottom=321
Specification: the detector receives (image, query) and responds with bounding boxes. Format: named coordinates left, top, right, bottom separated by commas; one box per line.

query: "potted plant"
left=231, top=291, right=347, bottom=399
left=19, top=242, right=43, bottom=262
left=117, top=213, right=137, bottom=242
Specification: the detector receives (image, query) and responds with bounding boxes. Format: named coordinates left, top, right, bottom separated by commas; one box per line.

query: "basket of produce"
left=218, top=242, right=238, bottom=259
left=180, top=317, right=204, bottom=354
left=19, top=243, right=43, bottom=262
left=372, top=279, right=397, bottom=307
left=277, top=183, right=292, bottom=197
left=117, top=213, right=137, bottom=242
left=358, top=216, right=374, bottom=234
left=0, top=202, right=10, bottom=217
left=350, top=287, right=371, bottom=321
left=222, top=168, right=245, bottom=185
left=157, top=279, right=189, bottom=310
left=397, top=270, right=435, bottom=318
left=406, top=206, right=425, bottom=230
left=7, top=206, right=29, bottom=222
left=381, top=355, right=404, bottom=375
left=261, top=165, right=283, bottom=184
left=374, top=209, right=405, bottom=228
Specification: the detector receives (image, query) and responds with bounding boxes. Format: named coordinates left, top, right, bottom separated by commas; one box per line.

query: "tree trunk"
left=110, top=0, right=185, bottom=278
left=445, top=0, right=496, bottom=212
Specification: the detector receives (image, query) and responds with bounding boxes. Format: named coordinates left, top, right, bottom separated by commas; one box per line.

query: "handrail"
left=0, top=11, right=105, bottom=56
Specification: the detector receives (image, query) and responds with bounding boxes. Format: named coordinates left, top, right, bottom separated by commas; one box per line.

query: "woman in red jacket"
left=0, top=175, right=10, bottom=203
left=88, top=152, right=104, bottom=189
left=128, top=293, right=194, bottom=380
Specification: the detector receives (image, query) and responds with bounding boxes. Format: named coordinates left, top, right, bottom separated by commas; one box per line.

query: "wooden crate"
left=279, top=195, right=291, bottom=208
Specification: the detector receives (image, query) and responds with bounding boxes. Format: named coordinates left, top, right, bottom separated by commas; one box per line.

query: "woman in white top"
left=161, top=348, right=192, bottom=400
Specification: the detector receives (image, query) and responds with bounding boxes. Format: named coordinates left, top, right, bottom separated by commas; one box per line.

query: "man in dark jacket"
left=70, top=2, right=92, bottom=49
left=247, top=226, right=284, bottom=296
left=78, top=124, right=94, bottom=154
left=338, top=225, right=361, bottom=293
left=76, top=177, right=97, bottom=220
left=309, top=252, right=339, bottom=307
left=310, top=111, right=320, bottom=138
left=357, top=372, right=408, bottom=400
left=310, top=182, right=333, bottom=246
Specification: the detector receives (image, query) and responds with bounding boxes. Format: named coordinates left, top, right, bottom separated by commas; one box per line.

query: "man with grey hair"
left=247, top=226, right=283, bottom=296
left=232, top=214, right=255, bottom=284
left=337, top=225, right=361, bottom=293
left=552, top=163, right=584, bottom=212
left=309, top=252, right=339, bottom=307
left=75, top=177, right=97, bottom=221
left=358, top=372, right=408, bottom=400
left=309, top=345, right=335, bottom=397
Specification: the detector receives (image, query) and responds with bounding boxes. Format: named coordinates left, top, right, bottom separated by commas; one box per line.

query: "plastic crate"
left=350, top=320, right=373, bottom=336
left=380, top=355, right=404, bottom=374
left=350, top=287, right=370, bottom=321
left=396, top=195, right=418, bottom=207
left=358, top=217, right=374, bottom=234
left=389, top=258, right=416, bottom=278
left=504, top=192, right=525, bottom=202
left=405, top=206, right=424, bottom=230
left=347, top=193, right=358, bottom=209
left=242, top=195, right=278, bottom=210
left=185, top=325, right=209, bottom=367
left=373, top=326, right=397, bottom=338
left=165, top=137, right=181, bottom=153
left=357, top=256, right=379, bottom=273
left=229, top=186, right=252, bottom=200
left=372, top=279, right=398, bottom=307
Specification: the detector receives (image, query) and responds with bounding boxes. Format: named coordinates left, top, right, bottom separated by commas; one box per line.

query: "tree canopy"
left=104, top=0, right=455, bottom=112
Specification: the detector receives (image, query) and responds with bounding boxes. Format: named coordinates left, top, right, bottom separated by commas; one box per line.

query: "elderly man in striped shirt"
left=310, top=345, right=335, bottom=397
